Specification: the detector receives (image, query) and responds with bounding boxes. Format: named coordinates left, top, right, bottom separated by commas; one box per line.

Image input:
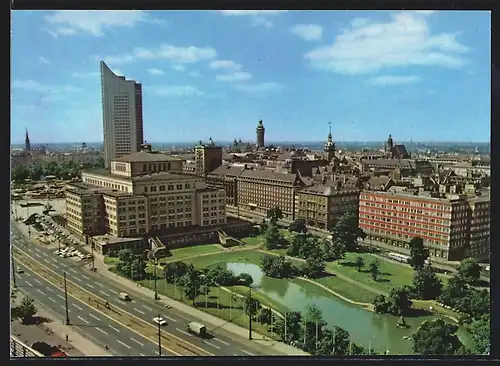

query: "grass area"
left=325, top=252, right=449, bottom=295
left=240, top=236, right=263, bottom=246
left=229, top=285, right=289, bottom=315
left=160, top=244, right=223, bottom=263
left=137, top=274, right=280, bottom=339
left=104, top=256, right=121, bottom=265
left=313, top=275, right=377, bottom=304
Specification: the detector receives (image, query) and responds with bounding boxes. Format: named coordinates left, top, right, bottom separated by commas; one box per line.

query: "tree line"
left=12, top=158, right=104, bottom=183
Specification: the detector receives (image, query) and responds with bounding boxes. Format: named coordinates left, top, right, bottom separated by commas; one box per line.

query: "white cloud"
left=100, top=44, right=217, bottom=65
left=235, top=82, right=283, bottom=93
left=219, top=10, right=287, bottom=28
left=216, top=72, right=252, bottom=82
left=43, top=10, right=157, bottom=37
left=147, top=68, right=165, bottom=75
left=305, top=12, right=469, bottom=75
left=72, top=71, right=100, bottom=78
left=367, top=75, right=422, bottom=86
left=188, top=71, right=202, bottom=77
left=209, top=60, right=242, bottom=71
left=172, top=64, right=186, bottom=72
left=148, top=85, right=203, bottom=97
left=291, top=24, right=323, bottom=41
left=12, top=80, right=83, bottom=94
left=38, top=56, right=50, bottom=64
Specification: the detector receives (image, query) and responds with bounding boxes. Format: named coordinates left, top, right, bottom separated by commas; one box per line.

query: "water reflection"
left=223, top=261, right=474, bottom=354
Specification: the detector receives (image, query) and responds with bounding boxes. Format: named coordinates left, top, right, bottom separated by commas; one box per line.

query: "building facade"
left=295, top=184, right=360, bottom=230
left=358, top=189, right=489, bottom=261
left=205, top=165, right=246, bottom=207
left=66, top=149, right=226, bottom=238
left=194, top=138, right=223, bottom=176
left=236, top=170, right=302, bottom=220
left=101, top=61, right=144, bottom=168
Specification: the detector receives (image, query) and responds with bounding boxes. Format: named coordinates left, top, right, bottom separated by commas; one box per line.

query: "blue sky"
left=12, top=10, right=490, bottom=144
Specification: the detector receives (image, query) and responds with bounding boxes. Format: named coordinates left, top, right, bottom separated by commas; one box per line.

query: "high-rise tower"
left=324, top=122, right=335, bottom=162
left=100, top=61, right=144, bottom=168
left=24, top=128, right=31, bottom=152
left=256, top=119, right=265, bottom=148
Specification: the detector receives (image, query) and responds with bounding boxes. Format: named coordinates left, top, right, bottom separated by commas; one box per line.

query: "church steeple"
left=324, top=122, right=335, bottom=162
left=24, top=128, right=31, bottom=152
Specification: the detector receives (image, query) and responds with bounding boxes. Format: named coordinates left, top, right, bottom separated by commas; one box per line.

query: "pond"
left=225, top=262, right=474, bottom=355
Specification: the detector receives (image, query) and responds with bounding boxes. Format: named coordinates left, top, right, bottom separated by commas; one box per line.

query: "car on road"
left=16, top=268, right=24, bottom=274
left=164, top=304, right=172, bottom=309
left=153, top=317, right=167, bottom=326
left=119, top=292, right=131, bottom=301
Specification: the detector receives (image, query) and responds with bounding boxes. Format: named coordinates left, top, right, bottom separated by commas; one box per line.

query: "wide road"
left=12, top=260, right=165, bottom=356
left=10, top=222, right=269, bottom=356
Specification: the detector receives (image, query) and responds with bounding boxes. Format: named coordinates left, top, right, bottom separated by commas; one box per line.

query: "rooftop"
left=239, top=169, right=298, bottom=183
left=83, top=169, right=201, bottom=182
left=114, top=151, right=184, bottom=163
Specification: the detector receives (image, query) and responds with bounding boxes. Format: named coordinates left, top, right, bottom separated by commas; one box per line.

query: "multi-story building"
left=206, top=164, right=246, bottom=207
left=194, top=138, right=223, bottom=176
left=295, top=182, right=360, bottom=230
left=236, top=170, right=303, bottom=220
left=101, top=61, right=144, bottom=168
left=358, top=188, right=490, bottom=261
left=65, top=146, right=226, bottom=239
left=467, top=195, right=490, bottom=260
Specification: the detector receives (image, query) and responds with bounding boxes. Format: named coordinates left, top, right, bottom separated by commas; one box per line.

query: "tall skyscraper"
left=100, top=61, right=144, bottom=168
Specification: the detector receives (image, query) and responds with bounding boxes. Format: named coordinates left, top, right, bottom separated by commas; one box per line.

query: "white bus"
left=388, top=252, right=410, bottom=263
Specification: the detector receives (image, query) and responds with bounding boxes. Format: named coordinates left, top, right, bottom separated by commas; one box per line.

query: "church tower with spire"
left=24, top=128, right=31, bottom=152
left=324, top=122, right=336, bottom=162
left=256, top=119, right=265, bottom=148
left=386, top=134, right=394, bottom=158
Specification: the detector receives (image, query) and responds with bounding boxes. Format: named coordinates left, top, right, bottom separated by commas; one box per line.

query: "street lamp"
left=11, top=254, right=17, bottom=289
left=63, top=272, right=70, bottom=325
left=157, top=313, right=162, bottom=356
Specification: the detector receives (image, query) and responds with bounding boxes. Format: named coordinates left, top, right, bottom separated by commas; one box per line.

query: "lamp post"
left=157, top=314, right=162, bottom=356
left=248, top=286, right=253, bottom=340
left=11, top=254, right=17, bottom=288
left=64, top=272, right=70, bottom=325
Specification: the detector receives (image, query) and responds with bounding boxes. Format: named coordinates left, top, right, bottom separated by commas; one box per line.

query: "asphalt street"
left=12, top=260, right=164, bottom=356
left=11, top=222, right=263, bottom=356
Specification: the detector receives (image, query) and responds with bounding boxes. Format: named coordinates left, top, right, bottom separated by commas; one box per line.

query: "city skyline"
left=12, top=10, right=490, bottom=144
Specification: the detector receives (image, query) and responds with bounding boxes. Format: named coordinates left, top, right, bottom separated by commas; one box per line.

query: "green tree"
left=116, top=261, right=132, bottom=278
left=457, top=258, right=482, bottom=286
left=237, top=273, right=254, bottom=287
left=330, top=211, right=365, bottom=252
left=266, top=206, right=283, bottom=225
left=302, top=250, right=325, bottom=278
left=264, top=223, right=284, bottom=250
left=387, top=287, right=413, bottom=316
left=117, top=249, right=134, bottom=263
left=372, top=294, right=390, bottom=314
left=164, top=261, right=189, bottom=283
left=332, top=326, right=350, bottom=356
left=438, top=276, right=468, bottom=309
left=354, top=256, right=364, bottom=272
left=412, top=318, right=467, bottom=355
left=408, top=237, right=429, bottom=270
left=11, top=165, right=31, bottom=182
left=18, top=296, right=37, bottom=324
left=259, top=219, right=268, bottom=234
left=274, top=312, right=302, bottom=344
left=11, top=288, right=17, bottom=301
left=369, top=260, right=380, bottom=281
left=289, top=219, right=307, bottom=234
left=257, top=307, right=272, bottom=325
left=179, top=265, right=202, bottom=306
left=470, top=314, right=490, bottom=354
left=129, top=257, right=147, bottom=281
left=261, top=254, right=297, bottom=278
left=412, top=265, right=443, bottom=300
left=243, top=291, right=260, bottom=319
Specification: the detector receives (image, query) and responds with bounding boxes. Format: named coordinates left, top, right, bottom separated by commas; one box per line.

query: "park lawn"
left=138, top=276, right=281, bottom=340
left=312, top=275, right=377, bottom=304
left=240, top=236, right=263, bottom=246
left=326, top=252, right=449, bottom=295
left=160, top=244, right=223, bottom=263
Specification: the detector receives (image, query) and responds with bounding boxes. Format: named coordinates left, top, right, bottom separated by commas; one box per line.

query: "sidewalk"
left=11, top=292, right=110, bottom=357
left=91, top=253, right=308, bottom=355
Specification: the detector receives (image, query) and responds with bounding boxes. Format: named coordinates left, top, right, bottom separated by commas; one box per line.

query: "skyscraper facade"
left=100, top=61, right=144, bottom=168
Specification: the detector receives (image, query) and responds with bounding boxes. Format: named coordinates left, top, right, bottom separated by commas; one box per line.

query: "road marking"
left=100, top=291, right=110, bottom=297
left=34, top=253, right=41, bottom=257
left=46, top=287, right=53, bottom=292
left=134, top=308, right=145, bottom=315
left=131, top=300, right=136, bottom=303
left=108, top=289, right=118, bottom=295
left=95, top=283, right=104, bottom=287
left=69, top=268, right=77, bottom=274
left=213, top=338, right=229, bottom=346
left=34, top=278, right=42, bottom=284
left=96, top=328, right=108, bottom=335
left=203, top=341, right=220, bottom=350
left=88, top=313, right=101, bottom=321
left=241, top=350, right=254, bottom=356
left=57, top=294, right=64, bottom=300
left=117, top=340, right=131, bottom=350
left=86, top=284, right=94, bottom=289
left=48, top=297, right=56, bottom=303
left=34, top=248, right=40, bottom=252
left=42, top=252, right=48, bottom=257
left=36, top=288, right=45, bottom=295
left=77, top=316, right=89, bottom=324
left=43, top=259, right=50, bottom=264
left=74, top=304, right=83, bottom=311
left=176, top=328, right=192, bottom=337
left=164, top=315, right=177, bottom=322
left=130, top=338, right=144, bottom=347
left=24, top=272, right=30, bottom=277
left=61, top=305, right=71, bottom=312
left=82, top=275, right=90, bottom=280
left=142, top=305, right=152, bottom=311
left=109, top=325, right=120, bottom=333
left=74, top=277, right=82, bottom=282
